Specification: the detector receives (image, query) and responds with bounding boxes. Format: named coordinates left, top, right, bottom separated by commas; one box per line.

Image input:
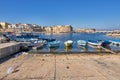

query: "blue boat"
left=99, top=40, right=111, bottom=47
left=77, top=40, right=87, bottom=46
left=48, top=41, right=60, bottom=48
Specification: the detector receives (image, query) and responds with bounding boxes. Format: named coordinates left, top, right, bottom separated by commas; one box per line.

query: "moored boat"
left=48, top=41, right=60, bottom=48
left=32, top=40, right=47, bottom=50
left=64, top=40, right=73, bottom=47
left=88, top=40, right=111, bottom=47
left=77, top=40, right=87, bottom=46
left=100, top=40, right=111, bottom=47
left=88, top=40, right=102, bottom=46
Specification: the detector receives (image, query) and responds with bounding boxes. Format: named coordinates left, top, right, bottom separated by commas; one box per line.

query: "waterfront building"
left=0, top=22, right=10, bottom=29
left=44, top=25, right=73, bottom=33
left=31, top=24, right=45, bottom=32
left=7, top=23, right=33, bottom=33
left=44, top=27, right=52, bottom=33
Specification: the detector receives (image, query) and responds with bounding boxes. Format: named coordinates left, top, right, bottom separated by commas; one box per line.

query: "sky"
left=0, top=0, right=120, bottom=29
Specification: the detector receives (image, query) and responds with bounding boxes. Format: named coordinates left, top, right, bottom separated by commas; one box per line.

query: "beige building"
left=75, top=28, right=96, bottom=33
left=44, top=27, right=52, bottom=33
left=0, top=22, right=10, bottom=29
left=44, top=25, right=73, bottom=33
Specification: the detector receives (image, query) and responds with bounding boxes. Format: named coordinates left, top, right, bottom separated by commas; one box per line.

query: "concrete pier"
left=0, top=42, right=21, bottom=59
left=0, top=53, right=120, bottom=80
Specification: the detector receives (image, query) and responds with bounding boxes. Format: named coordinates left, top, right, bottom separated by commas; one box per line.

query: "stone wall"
left=44, top=25, right=73, bottom=33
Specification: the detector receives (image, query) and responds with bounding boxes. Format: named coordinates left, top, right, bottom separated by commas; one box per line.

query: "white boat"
left=64, top=40, right=73, bottom=47
left=88, top=40, right=102, bottom=46
left=77, top=40, right=87, bottom=46
left=32, top=43, right=45, bottom=50
left=32, top=40, right=47, bottom=50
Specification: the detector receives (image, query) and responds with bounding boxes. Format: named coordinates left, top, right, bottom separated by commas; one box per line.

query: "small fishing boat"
left=64, top=40, right=73, bottom=47
left=32, top=43, right=45, bottom=50
left=77, top=40, right=87, bottom=46
left=48, top=41, right=60, bottom=48
left=109, top=40, right=120, bottom=46
left=88, top=40, right=111, bottom=47
left=100, top=40, right=111, bottom=47
left=88, top=40, right=102, bottom=46
left=32, top=40, right=47, bottom=50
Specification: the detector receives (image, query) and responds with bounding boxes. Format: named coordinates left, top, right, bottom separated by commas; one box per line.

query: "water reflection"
left=103, top=45, right=111, bottom=52
left=49, top=46, right=59, bottom=52
left=65, top=46, right=72, bottom=52
left=78, top=45, right=88, bottom=51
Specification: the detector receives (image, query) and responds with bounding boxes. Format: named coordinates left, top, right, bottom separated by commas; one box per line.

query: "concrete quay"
left=0, top=42, right=21, bottom=59
left=0, top=53, right=120, bottom=80
left=107, top=33, right=120, bottom=37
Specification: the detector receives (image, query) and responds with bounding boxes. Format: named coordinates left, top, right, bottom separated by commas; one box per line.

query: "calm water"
left=30, top=33, right=120, bottom=52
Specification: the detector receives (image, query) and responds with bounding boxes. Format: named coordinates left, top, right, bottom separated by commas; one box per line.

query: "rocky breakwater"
left=44, top=25, right=73, bottom=33
left=75, top=28, right=96, bottom=33
left=106, top=30, right=120, bottom=38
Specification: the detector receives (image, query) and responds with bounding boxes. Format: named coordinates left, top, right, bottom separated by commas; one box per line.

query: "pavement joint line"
left=54, top=53, right=56, bottom=80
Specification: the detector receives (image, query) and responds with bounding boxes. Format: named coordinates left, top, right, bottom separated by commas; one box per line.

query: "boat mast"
left=50, top=27, right=53, bottom=39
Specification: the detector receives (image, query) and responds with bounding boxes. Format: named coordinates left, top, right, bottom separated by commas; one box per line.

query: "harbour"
left=0, top=32, right=120, bottom=58
left=0, top=32, right=120, bottom=80
left=28, top=33, right=120, bottom=53
left=1, top=32, right=120, bottom=53
left=1, top=0, right=120, bottom=79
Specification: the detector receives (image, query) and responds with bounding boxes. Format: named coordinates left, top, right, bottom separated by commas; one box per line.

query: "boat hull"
left=88, top=40, right=102, bottom=46
left=64, top=40, right=73, bottom=47
left=32, top=40, right=47, bottom=50
left=101, top=41, right=111, bottom=47
left=77, top=40, right=87, bottom=46
left=64, top=43, right=72, bottom=47
left=48, top=41, right=60, bottom=48
left=32, top=43, right=45, bottom=50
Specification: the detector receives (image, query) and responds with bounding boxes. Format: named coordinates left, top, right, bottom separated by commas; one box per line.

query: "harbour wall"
left=0, top=42, right=21, bottom=59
